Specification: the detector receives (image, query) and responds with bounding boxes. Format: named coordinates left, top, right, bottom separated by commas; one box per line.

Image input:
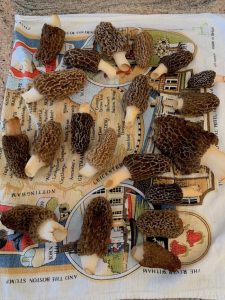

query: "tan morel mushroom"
left=25, top=121, right=62, bottom=177
left=0, top=205, right=67, bottom=243
left=137, top=210, right=183, bottom=238
left=94, top=22, right=130, bottom=71
left=163, top=91, right=220, bottom=116
left=22, top=69, right=86, bottom=103
left=64, top=48, right=117, bottom=79
left=77, top=197, right=113, bottom=274
left=36, top=15, right=65, bottom=65
left=132, top=242, right=181, bottom=272
left=79, top=128, right=117, bottom=178
left=187, top=70, right=225, bottom=89
left=104, top=154, right=171, bottom=190
left=154, top=115, right=225, bottom=181
left=2, top=117, right=30, bottom=178
left=122, top=74, right=149, bottom=129
left=133, top=31, right=154, bottom=68
left=150, top=50, right=193, bottom=80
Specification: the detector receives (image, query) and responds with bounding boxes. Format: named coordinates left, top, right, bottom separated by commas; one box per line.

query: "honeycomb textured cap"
left=187, top=70, right=216, bottom=89
left=36, top=24, right=65, bottom=65
left=160, top=50, right=193, bottom=74
left=133, top=31, right=154, bottom=68
left=77, top=197, right=113, bottom=257
left=137, top=209, right=184, bottom=238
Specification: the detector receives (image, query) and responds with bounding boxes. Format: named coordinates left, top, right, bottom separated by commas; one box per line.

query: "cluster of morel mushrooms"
left=1, top=15, right=225, bottom=275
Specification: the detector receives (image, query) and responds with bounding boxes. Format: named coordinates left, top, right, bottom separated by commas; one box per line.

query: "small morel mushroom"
left=36, top=15, right=65, bottom=65
left=25, top=121, right=62, bottom=177
left=137, top=210, right=183, bottom=238
left=132, top=242, right=181, bottom=272
left=94, top=22, right=130, bottom=71
left=133, top=31, right=154, bottom=68
left=2, top=117, right=30, bottom=178
left=64, top=48, right=117, bottom=79
left=71, top=103, right=94, bottom=155
left=154, top=115, right=225, bottom=181
left=22, top=69, right=86, bottom=103
left=0, top=205, right=67, bottom=243
left=150, top=50, right=193, bottom=80
left=122, top=74, right=149, bottom=129
left=103, top=154, right=171, bottom=190
left=79, top=128, right=117, bottom=178
left=77, top=197, right=113, bottom=274
left=187, top=70, right=225, bottom=89
left=163, top=91, right=220, bottom=116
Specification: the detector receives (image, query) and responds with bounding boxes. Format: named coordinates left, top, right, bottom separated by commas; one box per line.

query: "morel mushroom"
left=71, top=103, right=94, bottom=155
left=79, top=128, right=117, bottom=178
left=132, top=242, right=181, bottom=272
left=94, top=22, right=130, bottom=71
left=25, top=121, right=62, bottom=177
left=133, top=31, right=153, bottom=68
left=137, top=210, right=183, bottom=238
left=104, top=154, right=171, bottom=190
left=154, top=115, right=225, bottom=182
left=36, top=15, right=65, bottom=65
left=22, top=69, right=86, bottom=103
left=122, top=74, right=149, bottom=129
left=77, top=197, right=113, bottom=274
left=163, top=91, right=220, bottom=116
left=0, top=205, right=67, bottom=243
left=187, top=70, right=225, bottom=89
left=150, top=50, right=193, bottom=80
left=2, top=117, right=30, bottom=178
left=64, top=48, right=117, bottom=79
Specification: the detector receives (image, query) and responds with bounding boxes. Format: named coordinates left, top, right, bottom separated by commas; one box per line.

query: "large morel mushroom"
left=133, top=31, right=154, bottom=68
left=187, top=70, right=225, bottom=89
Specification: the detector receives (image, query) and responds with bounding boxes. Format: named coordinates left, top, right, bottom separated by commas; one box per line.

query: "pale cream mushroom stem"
left=150, top=63, right=168, bottom=80
left=112, top=51, right=130, bottom=72
left=80, top=254, right=100, bottom=275
left=98, top=59, right=117, bottom=79
left=79, top=162, right=98, bottom=178
left=38, top=219, right=67, bottom=243
left=25, top=154, right=46, bottom=178
left=22, top=87, right=44, bottom=103
left=125, top=106, right=140, bottom=129
left=50, top=15, right=61, bottom=28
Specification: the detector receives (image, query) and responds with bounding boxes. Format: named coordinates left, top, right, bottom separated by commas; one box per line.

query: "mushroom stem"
left=131, top=244, right=144, bottom=262
left=80, top=254, right=100, bottom=275
left=214, top=75, right=225, bottom=83
left=201, top=145, right=225, bottom=182
left=38, top=219, right=67, bottom=243
left=50, top=15, right=61, bottom=28
left=5, top=117, right=22, bottom=136
left=150, top=63, right=168, bottom=80
left=103, top=165, right=131, bottom=189
left=112, top=51, right=130, bottom=72
left=98, top=59, right=117, bottom=79
left=79, top=103, right=90, bottom=114
left=79, top=162, right=98, bottom=178
left=25, top=154, right=46, bottom=178
left=163, top=98, right=183, bottom=110
left=125, top=105, right=140, bottom=129
left=181, top=185, right=202, bottom=197
left=22, top=87, right=44, bottom=103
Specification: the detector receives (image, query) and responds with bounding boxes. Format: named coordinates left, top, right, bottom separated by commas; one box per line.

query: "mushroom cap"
left=77, top=197, right=113, bottom=257
left=177, top=91, right=220, bottom=116
left=137, top=209, right=183, bottom=238
left=145, top=183, right=183, bottom=205
left=2, top=134, right=30, bottom=178
left=122, top=74, right=149, bottom=113
left=34, top=69, right=87, bottom=100
left=94, top=22, right=129, bottom=57
left=123, top=154, right=171, bottom=181
left=33, top=121, right=62, bottom=165
left=153, top=115, right=218, bottom=174
left=36, top=24, right=65, bottom=65
left=134, top=178, right=152, bottom=194
left=85, top=128, right=117, bottom=171
left=133, top=31, right=154, bottom=68
left=187, top=70, right=216, bottom=89
left=71, top=112, right=94, bottom=155
left=0, top=205, right=57, bottom=243
left=64, top=48, right=101, bottom=73
left=160, top=50, right=193, bottom=74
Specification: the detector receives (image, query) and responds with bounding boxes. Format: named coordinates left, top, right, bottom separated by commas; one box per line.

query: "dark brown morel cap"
left=71, top=112, right=94, bottom=155
left=133, top=31, right=153, bottom=68
left=64, top=48, right=101, bottom=73
left=160, top=50, right=193, bottom=74
left=137, top=210, right=183, bottom=238
left=77, top=197, right=113, bottom=257
left=36, top=24, right=65, bottom=65
left=187, top=70, right=216, bottom=89
left=33, top=121, right=62, bottom=165
left=34, top=69, right=87, bottom=100
left=123, top=154, right=171, bottom=181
